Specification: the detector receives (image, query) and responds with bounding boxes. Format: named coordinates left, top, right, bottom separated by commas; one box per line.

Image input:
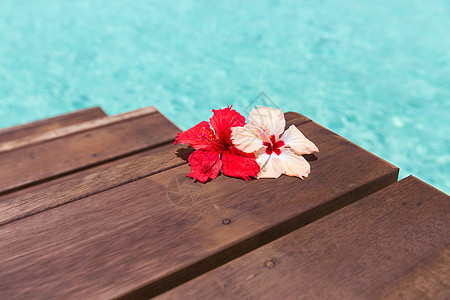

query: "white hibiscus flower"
left=231, top=106, right=319, bottom=179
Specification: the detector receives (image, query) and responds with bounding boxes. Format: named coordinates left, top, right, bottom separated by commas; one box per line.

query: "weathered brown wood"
left=0, top=120, right=398, bottom=299
left=284, top=111, right=311, bottom=127
left=158, top=176, right=450, bottom=300
left=0, top=108, right=180, bottom=195
left=0, top=107, right=107, bottom=143
left=0, top=143, right=188, bottom=226
left=0, top=111, right=311, bottom=222
left=0, top=106, right=157, bottom=152
left=0, top=142, right=176, bottom=202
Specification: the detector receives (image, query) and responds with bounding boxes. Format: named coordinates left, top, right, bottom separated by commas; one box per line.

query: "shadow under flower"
left=175, top=146, right=318, bottom=183
left=175, top=146, right=195, bottom=162
left=303, top=153, right=318, bottom=162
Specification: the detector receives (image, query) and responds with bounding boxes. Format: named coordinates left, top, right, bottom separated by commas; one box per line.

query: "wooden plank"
left=0, top=107, right=107, bottom=144
left=0, top=120, right=398, bottom=299
left=0, top=107, right=180, bottom=195
left=284, top=111, right=310, bottom=127
left=0, top=111, right=311, bottom=221
left=0, top=106, right=157, bottom=152
left=158, top=176, right=450, bottom=300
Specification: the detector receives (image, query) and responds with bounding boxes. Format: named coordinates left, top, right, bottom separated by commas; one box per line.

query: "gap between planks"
left=0, top=106, right=158, bottom=153
left=0, top=107, right=180, bottom=196
left=154, top=176, right=450, bottom=300
left=0, top=107, right=107, bottom=143
left=0, top=139, right=177, bottom=198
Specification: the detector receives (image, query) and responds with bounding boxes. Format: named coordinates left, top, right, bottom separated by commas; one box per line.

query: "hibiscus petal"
left=231, top=124, right=264, bottom=153
left=174, top=121, right=221, bottom=150
left=255, top=151, right=284, bottom=179
left=248, top=106, right=285, bottom=139
left=209, top=106, right=246, bottom=145
left=278, top=148, right=311, bottom=179
left=280, top=125, right=319, bottom=155
left=187, top=149, right=222, bottom=183
left=222, top=149, right=260, bottom=181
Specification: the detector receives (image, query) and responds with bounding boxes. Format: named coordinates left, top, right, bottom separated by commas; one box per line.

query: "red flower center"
left=263, top=135, right=285, bottom=155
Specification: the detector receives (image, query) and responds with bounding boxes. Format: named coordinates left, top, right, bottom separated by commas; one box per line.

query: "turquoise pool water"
left=0, top=0, right=449, bottom=193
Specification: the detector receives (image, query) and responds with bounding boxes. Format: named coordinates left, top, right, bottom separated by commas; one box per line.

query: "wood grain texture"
left=0, top=109, right=180, bottom=195
left=0, top=142, right=176, bottom=203
left=0, top=107, right=107, bottom=144
left=158, top=176, right=450, bottom=300
left=0, top=106, right=157, bottom=153
left=0, top=144, right=188, bottom=226
left=0, top=120, right=398, bottom=300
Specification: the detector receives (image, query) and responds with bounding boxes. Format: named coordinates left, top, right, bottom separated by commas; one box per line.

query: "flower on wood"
left=231, top=106, right=319, bottom=179
left=175, top=106, right=260, bottom=183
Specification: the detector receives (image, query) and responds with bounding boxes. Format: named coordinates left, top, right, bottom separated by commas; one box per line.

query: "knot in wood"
left=222, top=218, right=231, bottom=225
left=264, top=259, right=275, bottom=269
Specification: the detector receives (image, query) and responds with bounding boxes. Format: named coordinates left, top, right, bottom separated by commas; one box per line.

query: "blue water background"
left=0, top=1, right=449, bottom=193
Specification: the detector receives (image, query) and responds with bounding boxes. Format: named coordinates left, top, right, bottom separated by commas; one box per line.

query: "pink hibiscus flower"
left=174, top=106, right=260, bottom=182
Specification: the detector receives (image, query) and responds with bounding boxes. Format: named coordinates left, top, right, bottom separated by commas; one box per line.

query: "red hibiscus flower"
left=174, top=106, right=260, bottom=182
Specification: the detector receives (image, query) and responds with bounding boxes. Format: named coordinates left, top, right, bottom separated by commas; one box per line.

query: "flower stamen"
left=263, top=135, right=285, bottom=155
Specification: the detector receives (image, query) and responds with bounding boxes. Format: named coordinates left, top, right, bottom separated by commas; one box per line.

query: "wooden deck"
left=0, top=107, right=448, bottom=299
